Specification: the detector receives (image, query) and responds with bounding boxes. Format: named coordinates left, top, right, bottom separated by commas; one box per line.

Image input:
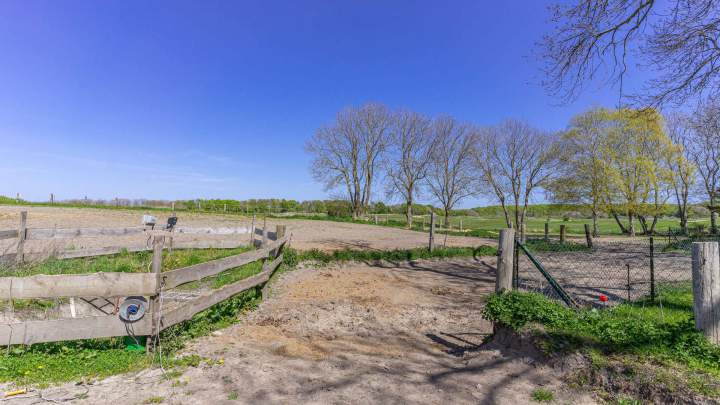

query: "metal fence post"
left=626, top=263, right=631, bottom=301
left=649, top=236, right=656, bottom=302
left=584, top=224, right=593, bottom=249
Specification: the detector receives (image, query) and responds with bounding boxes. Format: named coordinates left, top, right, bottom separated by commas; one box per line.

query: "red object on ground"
left=599, top=294, right=608, bottom=302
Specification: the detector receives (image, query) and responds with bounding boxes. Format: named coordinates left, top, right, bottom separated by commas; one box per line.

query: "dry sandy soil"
left=2, top=258, right=595, bottom=404
left=0, top=206, right=491, bottom=256
left=0, top=206, right=598, bottom=403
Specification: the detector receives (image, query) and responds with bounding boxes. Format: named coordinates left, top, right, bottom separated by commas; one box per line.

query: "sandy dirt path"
left=0, top=206, right=492, bottom=255
left=4, top=257, right=595, bottom=404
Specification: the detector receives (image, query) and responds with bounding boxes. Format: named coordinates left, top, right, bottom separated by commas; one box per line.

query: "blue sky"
left=0, top=1, right=640, bottom=207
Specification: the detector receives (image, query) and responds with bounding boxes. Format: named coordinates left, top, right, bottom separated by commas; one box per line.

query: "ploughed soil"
left=3, top=257, right=595, bottom=404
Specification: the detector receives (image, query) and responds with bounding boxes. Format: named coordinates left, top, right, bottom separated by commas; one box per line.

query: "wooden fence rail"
left=0, top=231, right=289, bottom=346
left=0, top=211, right=259, bottom=263
left=0, top=273, right=158, bottom=300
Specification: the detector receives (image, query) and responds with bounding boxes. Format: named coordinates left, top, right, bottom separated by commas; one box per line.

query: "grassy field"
left=483, top=285, right=720, bottom=401
left=360, top=214, right=711, bottom=237
left=1, top=246, right=253, bottom=277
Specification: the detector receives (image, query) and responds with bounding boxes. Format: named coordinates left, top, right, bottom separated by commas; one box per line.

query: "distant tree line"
left=306, top=102, right=720, bottom=238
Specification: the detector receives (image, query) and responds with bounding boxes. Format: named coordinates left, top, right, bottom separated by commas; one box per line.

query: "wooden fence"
left=0, top=211, right=253, bottom=264
left=0, top=211, right=288, bottom=346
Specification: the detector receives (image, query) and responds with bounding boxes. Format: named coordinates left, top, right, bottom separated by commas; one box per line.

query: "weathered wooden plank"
left=0, top=273, right=158, bottom=299
left=0, top=230, right=18, bottom=240
left=173, top=227, right=250, bottom=235
left=161, top=271, right=271, bottom=329
left=262, top=253, right=283, bottom=274
left=172, top=240, right=245, bottom=249
left=162, top=236, right=287, bottom=289
left=0, top=253, right=17, bottom=265
left=0, top=315, right=152, bottom=346
left=692, top=242, right=720, bottom=344
left=26, top=226, right=149, bottom=240
left=22, top=241, right=248, bottom=262
left=162, top=248, right=268, bottom=289
left=55, top=245, right=151, bottom=259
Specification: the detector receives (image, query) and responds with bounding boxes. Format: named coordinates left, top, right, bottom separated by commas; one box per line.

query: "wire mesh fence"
left=515, top=233, right=698, bottom=307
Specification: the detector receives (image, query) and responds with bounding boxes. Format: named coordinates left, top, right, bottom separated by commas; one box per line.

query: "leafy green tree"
left=548, top=108, right=612, bottom=236
left=600, top=108, right=674, bottom=236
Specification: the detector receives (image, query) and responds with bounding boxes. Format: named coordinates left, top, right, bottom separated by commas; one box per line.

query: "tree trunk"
left=405, top=199, right=413, bottom=229
left=628, top=212, right=635, bottom=237
left=500, top=199, right=512, bottom=228
left=638, top=215, right=649, bottom=235
left=612, top=211, right=628, bottom=234
left=712, top=202, right=718, bottom=235
left=591, top=209, right=598, bottom=237
left=649, top=215, right=658, bottom=235
left=444, top=207, right=450, bottom=227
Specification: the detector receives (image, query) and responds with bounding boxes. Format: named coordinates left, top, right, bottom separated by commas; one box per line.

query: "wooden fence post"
left=544, top=222, right=549, bottom=242
left=16, top=211, right=27, bottom=264
left=262, top=216, right=268, bottom=247
left=584, top=224, right=593, bottom=249
left=496, top=229, right=515, bottom=293
left=559, top=224, right=566, bottom=243
left=276, top=225, right=286, bottom=240
left=429, top=212, right=435, bottom=252
left=147, top=235, right=165, bottom=352
left=250, top=215, right=256, bottom=247
left=692, top=242, right=720, bottom=344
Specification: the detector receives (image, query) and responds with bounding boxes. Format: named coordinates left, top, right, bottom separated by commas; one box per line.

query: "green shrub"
left=482, top=287, right=720, bottom=374
left=531, top=388, right=554, bottom=402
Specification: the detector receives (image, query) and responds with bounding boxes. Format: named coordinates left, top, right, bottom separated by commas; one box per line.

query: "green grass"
left=523, top=238, right=590, bottom=252
left=483, top=285, right=720, bottom=398
left=276, top=211, right=710, bottom=238
left=531, top=388, right=554, bottom=402
left=282, top=245, right=497, bottom=267
left=1, top=246, right=252, bottom=277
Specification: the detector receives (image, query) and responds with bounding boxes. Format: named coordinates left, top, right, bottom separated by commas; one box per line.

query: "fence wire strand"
left=515, top=232, right=700, bottom=307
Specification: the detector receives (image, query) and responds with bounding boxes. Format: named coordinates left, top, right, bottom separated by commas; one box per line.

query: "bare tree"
left=689, top=100, right=720, bottom=233
left=541, top=0, right=720, bottom=106
left=474, top=120, right=560, bottom=240
left=305, top=103, right=391, bottom=218
left=426, top=117, right=476, bottom=226
left=665, top=112, right=696, bottom=234
left=384, top=110, right=433, bottom=228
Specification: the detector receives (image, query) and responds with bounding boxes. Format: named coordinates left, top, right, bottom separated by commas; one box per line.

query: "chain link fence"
left=515, top=232, right=698, bottom=307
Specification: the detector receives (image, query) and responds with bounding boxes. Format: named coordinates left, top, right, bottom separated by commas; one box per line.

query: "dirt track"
left=3, top=258, right=594, bottom=404
left=0, top=206, right=492, bottom=255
